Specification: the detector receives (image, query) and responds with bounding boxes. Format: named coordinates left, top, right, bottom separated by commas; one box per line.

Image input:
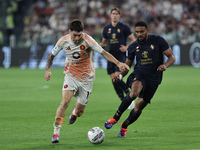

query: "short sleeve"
left=102, top=27, right=108, bottom=39
left=124, top=24, right=132, bottom=37
left=127, top=44, right=135, bottom=60
left=158, top=36, right=170, bottom=52
left=83, top=34, right=104, bottom=54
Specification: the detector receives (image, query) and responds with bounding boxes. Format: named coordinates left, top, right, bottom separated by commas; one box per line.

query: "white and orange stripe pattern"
left=52, top=33, right=103, bottom=82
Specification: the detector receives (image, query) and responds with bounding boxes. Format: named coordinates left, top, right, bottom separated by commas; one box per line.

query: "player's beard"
left=138, top=34, right=147, bottom=43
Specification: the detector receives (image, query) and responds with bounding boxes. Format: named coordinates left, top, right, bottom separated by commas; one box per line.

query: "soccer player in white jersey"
left=44, top=19, right=130, bottom=143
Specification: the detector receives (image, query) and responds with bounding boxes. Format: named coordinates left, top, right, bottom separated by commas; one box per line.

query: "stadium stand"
left=2, top=0, right=200, bottom=47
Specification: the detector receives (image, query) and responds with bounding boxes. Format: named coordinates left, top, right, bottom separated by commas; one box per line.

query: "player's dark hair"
left=69, top=19, right=84, bottom=32
left=110, top=7, right=120, bottom=14
left=135, top=21, right=148, bottom=28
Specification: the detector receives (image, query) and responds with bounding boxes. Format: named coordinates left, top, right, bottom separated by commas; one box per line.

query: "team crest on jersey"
left=64, top=85, right=68, bottom=88
left=108, top=28, right=111, bottom=33
left=150, top=44, right=154, bottom=50
left=80, top=45, right=85, bottom=50
left=136, top=46, right=140, bottom=52
left=73, top=52, right=81, bottom=59
left=117, top=29, right=120, bottom=33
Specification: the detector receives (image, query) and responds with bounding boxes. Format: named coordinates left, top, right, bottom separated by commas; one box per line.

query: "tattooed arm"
left=44, top=54, right=55, bottom=81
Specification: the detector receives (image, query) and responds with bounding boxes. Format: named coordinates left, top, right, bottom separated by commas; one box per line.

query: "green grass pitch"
left=0, top=66, right=200, bottom=150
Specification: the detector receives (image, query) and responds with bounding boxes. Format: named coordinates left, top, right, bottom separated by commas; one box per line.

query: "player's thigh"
left=74, top=81, right=93, bottom=106
left=107, top=62, right=120, bottom=75
left=130, top=80, right=143, bottom=97
left=62, top=90, right=74, bottom=102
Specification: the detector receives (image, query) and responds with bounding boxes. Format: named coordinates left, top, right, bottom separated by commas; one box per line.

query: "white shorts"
left=62, top=75, right=93, bottom=106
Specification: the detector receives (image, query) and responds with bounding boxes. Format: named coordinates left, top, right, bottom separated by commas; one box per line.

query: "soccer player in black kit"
left=99, top=8, right=136, bottom=109
left=105, top=21, right=176, bottom=137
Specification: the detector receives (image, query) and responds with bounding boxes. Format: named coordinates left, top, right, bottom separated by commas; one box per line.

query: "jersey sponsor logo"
left=80, top=45, right=85, bottom=50
left=72, top=52, right=80, bottom=59
left=141, top=51, right=153, bottom=65
left=64, top=84, right=68, bottom=88
left=66, top=46, right=71, bottom=50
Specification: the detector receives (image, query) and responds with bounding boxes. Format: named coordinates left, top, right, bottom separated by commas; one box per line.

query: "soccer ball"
left=87, top=127, right=105, bottom=144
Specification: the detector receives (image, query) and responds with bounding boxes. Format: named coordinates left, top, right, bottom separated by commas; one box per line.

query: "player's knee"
left=60, top=99, right=70, bottom=109
left=134, top=107, right=142, bottom=114
left=129, top=92, right=139, bottom=100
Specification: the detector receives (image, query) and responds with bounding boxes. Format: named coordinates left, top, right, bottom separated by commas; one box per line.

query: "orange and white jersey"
left=52, top=33, right=104, bottom=82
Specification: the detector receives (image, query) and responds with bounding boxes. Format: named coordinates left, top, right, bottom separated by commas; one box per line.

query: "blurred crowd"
left=6, top=0, right=200, bottom=47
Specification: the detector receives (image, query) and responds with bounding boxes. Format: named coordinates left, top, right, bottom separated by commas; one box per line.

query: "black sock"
left=122, top=109, right=141, bottom=129
left=112, top=80, right=124, bottom=100
left=113, top=94, right=133, bottom=121
left=118, top=93, right=124, bottom=101
left=118, top=80, right=129, bottom=94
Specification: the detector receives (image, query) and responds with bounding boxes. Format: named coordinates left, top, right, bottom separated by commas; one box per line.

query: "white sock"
left=53, top=124, right=62, bottom=135
left=128, top=100, right=135, bottom=110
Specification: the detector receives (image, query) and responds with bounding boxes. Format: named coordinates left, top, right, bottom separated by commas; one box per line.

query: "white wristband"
left=118, top=74, right=122, bottom=80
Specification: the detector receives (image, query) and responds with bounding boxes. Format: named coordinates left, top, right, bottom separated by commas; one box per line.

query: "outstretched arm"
left=101, top=50, right=130, bottom=71
left=157, top=48, right=175, bottom=71
left=121, top=59, right=133, bottom=76
left=112, top=59, right=133, bottom=82
left=44, top=53, right=55, bottom=81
